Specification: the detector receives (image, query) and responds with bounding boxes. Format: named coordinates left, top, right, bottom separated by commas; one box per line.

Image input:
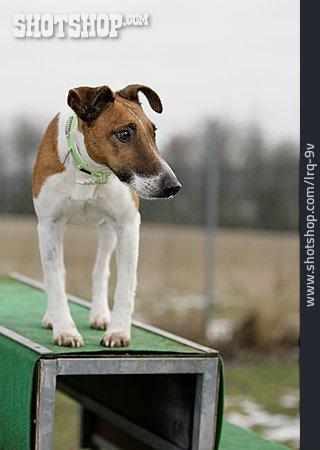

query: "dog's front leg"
left=100, top=213, right=140, bottom=347
left=37, top=219, right=84, bottom=347
left=90, top=221, right=117, bottom=330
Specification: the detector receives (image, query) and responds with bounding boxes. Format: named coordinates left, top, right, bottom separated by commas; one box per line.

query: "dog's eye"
left=117, top=130, right=131, bottom=143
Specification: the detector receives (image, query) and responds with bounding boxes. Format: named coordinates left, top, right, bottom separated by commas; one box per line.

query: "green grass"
left=54, top=392, right=80, bottom=450
left=224, top=359, right=299, bottom=449
left=225, top=359, right=299, bottom=417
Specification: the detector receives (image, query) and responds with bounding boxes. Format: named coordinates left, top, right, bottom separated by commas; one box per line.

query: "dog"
left=32, top=84, right=181, bottom=348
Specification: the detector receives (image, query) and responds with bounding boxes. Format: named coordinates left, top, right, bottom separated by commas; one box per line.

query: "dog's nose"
left=162, top=176, right=182, bottom=197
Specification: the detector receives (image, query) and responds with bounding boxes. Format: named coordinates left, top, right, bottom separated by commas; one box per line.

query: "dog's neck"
left=59, top=109, right=113, bottom=184
left=73, top=124, right=103, bottom=171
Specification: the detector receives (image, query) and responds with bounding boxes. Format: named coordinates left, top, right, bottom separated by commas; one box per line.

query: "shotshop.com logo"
left=13, top=13, right=149, bottom=38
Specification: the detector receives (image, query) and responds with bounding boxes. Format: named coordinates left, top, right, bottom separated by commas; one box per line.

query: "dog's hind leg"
left=38, top=219, right=84, bottom=347
left=90, top=220, right=117, bottom=330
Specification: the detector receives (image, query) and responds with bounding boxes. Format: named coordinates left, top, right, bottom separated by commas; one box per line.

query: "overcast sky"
left=0, top=0, right=299, bottom=147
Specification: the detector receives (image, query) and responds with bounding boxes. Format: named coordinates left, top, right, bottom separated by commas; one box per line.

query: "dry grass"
left=0, top=215, right=299, bottom=346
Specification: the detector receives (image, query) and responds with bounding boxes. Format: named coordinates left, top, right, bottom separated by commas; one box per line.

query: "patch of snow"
left=226, top=397, right=299, bottom=448
left=280, top=389, right=299, bottom=409
left=206, top=318, right=234, bottom=342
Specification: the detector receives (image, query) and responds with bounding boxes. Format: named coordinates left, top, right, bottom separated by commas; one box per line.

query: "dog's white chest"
left=66, top=199, right=105, bottom=225
left=70, top=179, right=98, bottom=201
left=60, top=175, right=134, bottom=226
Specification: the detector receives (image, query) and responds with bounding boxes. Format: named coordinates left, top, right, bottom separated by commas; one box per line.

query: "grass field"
left=0, top=215, right=299, bottom=448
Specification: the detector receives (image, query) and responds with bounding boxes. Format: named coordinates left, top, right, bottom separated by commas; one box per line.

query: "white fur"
left=34, top=106, right=141, bottom=347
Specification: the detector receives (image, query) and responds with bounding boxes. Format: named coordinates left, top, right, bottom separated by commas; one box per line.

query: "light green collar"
left=64, top=113, right=111, bottom=185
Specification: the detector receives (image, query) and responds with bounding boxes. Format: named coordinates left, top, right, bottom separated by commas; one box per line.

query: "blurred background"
left=0, top=1, right=299, bottom=449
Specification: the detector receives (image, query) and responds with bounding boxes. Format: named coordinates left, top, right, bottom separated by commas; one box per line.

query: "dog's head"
left=67, top=84, right=181, bottom=199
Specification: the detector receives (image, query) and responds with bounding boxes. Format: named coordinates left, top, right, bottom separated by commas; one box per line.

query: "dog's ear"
left=117, top=84, right=163, bottom=113
left=67, top=86, right=114, bottom=122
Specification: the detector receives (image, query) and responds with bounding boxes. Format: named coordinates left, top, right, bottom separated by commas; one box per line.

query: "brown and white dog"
left=32, top=84, right=181, bottom=348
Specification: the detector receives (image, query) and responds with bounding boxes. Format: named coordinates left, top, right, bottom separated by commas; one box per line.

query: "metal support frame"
left=36, top=360, right=57, bottom=449
left=36, top=356, right=219, bottom=450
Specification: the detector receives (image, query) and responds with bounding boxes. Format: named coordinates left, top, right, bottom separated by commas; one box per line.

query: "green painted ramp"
left=0, top=275, right=289, bottom=449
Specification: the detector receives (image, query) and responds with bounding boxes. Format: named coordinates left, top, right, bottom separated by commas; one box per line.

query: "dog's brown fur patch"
left=32, top=114, right=64, bottom=198
left=34, top=85, right=162, bottom=201
left=117, top=84, right=162, bottom=113
left=79, top=95, right=161, bottom=179
left=130, top=190, right=139, bottom=209
left=68, top=86, right=114, bottom=122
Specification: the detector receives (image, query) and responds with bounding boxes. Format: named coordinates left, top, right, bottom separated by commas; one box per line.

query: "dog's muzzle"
left=160, top=174, right=182, bottom=198
left=116, top=163, right=182, bottom=200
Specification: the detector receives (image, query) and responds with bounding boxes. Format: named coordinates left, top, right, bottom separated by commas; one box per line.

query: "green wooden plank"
left=0, top=334, right=40, bottom=450
left=220, top=422, right=290, bottom=449
left=0, top=276, right=204, bottom=355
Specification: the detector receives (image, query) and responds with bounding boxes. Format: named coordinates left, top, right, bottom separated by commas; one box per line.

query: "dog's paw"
left=100, top=329, right=131, bottom=348
left=89, top=309, right=110, bottom=330
left=41, top=311, right=52, bottom=329
left=54, top=331, right=84, bottom=348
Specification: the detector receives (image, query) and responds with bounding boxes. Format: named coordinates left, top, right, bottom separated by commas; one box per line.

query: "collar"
left=64, top=113, right=111, bottom=185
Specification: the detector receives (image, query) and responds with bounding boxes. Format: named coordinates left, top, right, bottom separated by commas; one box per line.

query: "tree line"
left=0, top=118, right=298, bottom=231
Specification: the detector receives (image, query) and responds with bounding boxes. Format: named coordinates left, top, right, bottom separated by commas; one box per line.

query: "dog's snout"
left=162, top=175, right=182, bottom=197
